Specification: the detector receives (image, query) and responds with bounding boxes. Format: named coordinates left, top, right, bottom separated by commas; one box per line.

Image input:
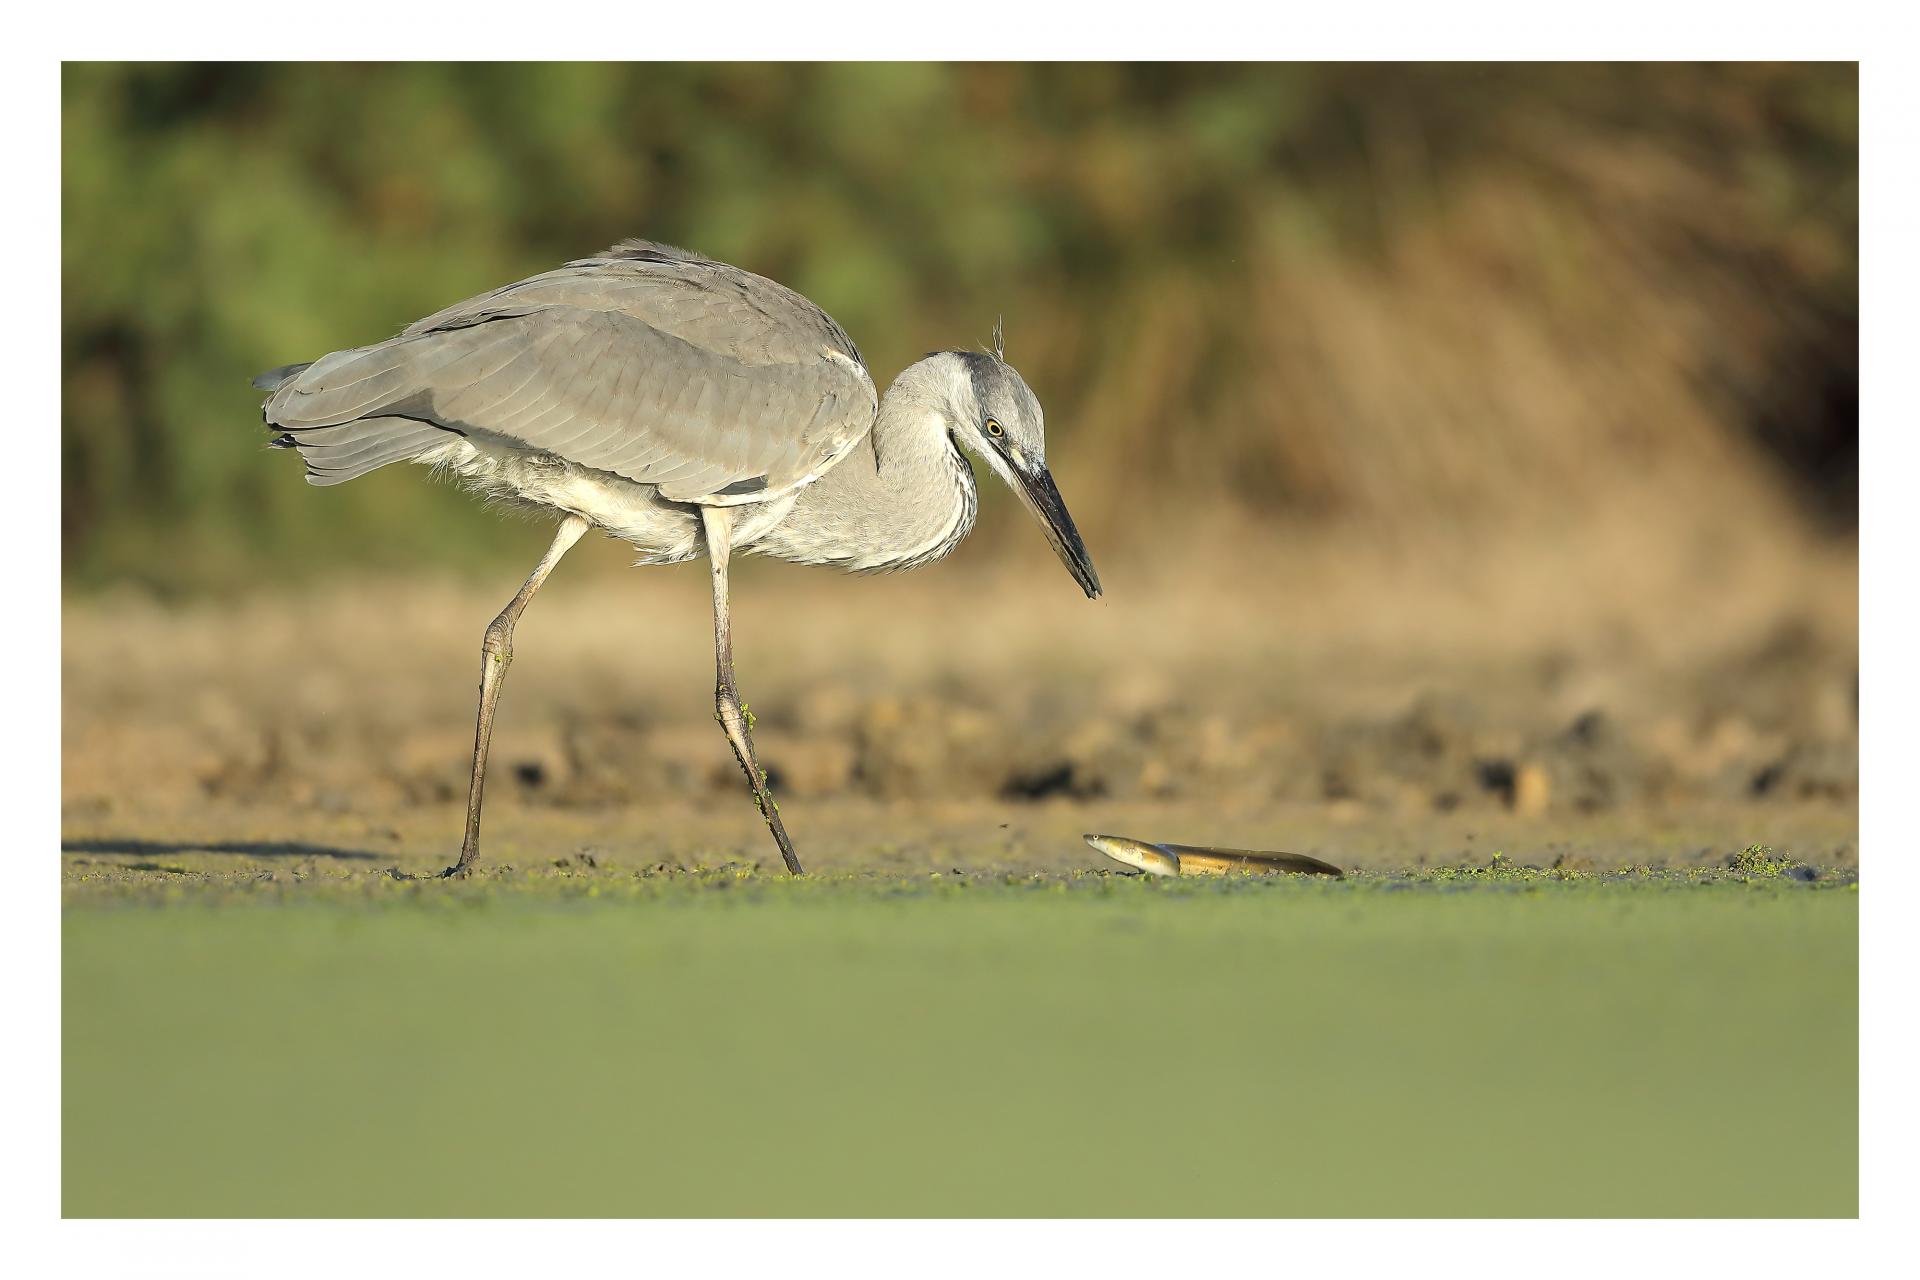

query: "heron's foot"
left=386, top=861, right=477, bottom=882
left=758, top=810, right=804, bottom=876
left=773, top=828, right=805, bottom=876
left=738, top=760, right=804, bottom=875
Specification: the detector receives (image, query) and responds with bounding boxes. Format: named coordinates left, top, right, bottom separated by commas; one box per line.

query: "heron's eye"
left=985, top=418, right=1004, bottom=438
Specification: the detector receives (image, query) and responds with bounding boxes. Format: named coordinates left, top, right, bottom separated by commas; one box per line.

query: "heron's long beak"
left=1014, top=465, right=1101, bottom=599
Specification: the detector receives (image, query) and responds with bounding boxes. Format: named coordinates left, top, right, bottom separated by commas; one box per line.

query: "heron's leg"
left=441, top=514, right=590, bottom=879
left=700, top=508, right=804, bottom=875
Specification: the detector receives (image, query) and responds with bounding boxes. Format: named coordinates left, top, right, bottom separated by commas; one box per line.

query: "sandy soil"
left=62, top=525, right=1859, bottom=877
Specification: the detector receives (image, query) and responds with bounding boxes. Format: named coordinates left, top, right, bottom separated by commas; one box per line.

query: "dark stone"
left=1000, top=762, right=1106, bottom=802
left=1475, top=759, right=1517, bottom=804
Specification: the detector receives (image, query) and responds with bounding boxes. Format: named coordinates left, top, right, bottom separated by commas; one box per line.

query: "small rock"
left=1513, top=763, right=1552, bottom=817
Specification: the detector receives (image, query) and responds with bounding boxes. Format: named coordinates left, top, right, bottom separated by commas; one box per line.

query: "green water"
left=63, top=878, right=1857, bottom=1216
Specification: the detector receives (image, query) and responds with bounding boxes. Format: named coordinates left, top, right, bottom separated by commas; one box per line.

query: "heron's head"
left=934, top=335, right=1101, bottom=599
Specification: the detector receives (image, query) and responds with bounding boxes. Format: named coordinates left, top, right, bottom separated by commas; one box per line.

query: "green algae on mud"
left=64, top=870, right=1856, bottom=1217
left=60, top=837, right=1858, bottom=907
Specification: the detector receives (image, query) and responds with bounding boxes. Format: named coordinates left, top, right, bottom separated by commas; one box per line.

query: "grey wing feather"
left=252, top=361, right=314, bottom=392
left=260, top=242, right=877, bottom=500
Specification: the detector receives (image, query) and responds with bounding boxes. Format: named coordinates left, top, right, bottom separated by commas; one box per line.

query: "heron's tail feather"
left=267, top=416, right=453, bottom=487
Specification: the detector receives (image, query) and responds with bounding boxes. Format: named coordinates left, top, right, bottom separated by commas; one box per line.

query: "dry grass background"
left=64, top=65, right=1854, bottom=586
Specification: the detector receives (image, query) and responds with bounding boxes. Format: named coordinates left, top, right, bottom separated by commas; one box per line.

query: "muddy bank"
left=62, top=556, right=1856, bottom=874
left=63, top=593, right=1857, bottom=815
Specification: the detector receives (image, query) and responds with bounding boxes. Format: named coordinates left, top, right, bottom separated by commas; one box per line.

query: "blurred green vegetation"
left=62, top=63, right=1856, bottom=593
left=65, top=874, right=1857, bottom=1216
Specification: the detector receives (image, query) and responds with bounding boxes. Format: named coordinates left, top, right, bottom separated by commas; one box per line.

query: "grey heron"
left=255, top=239, right=1100, bottom=877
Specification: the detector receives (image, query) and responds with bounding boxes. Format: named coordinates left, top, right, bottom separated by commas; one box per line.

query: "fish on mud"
left=1083, top=833, right=1343, bottom=878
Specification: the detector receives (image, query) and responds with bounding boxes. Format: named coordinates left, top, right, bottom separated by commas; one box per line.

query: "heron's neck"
left=752, top=361, right=978, bottom=572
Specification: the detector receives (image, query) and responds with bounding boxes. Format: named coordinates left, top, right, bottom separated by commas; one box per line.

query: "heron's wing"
left=262, top=244, right=878, bottom=502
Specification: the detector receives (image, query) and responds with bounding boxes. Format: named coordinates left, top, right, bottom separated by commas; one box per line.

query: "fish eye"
left=985, top=418, right=1004, bottom=438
